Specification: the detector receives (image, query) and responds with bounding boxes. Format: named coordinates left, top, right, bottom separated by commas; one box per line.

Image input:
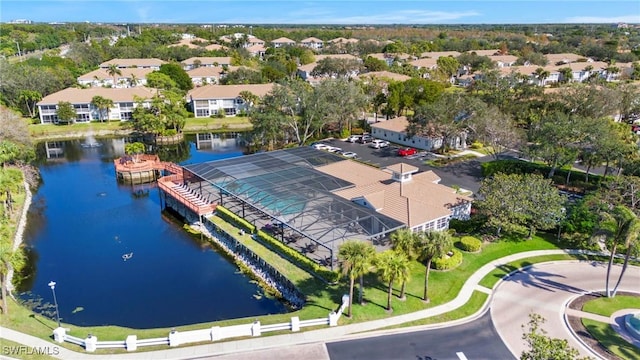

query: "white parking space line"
left=456, top=351, right=468, bottom=360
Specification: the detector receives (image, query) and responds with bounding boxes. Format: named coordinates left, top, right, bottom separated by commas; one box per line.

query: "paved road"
left=491, top=261, right=640, bottom=359
left=326, top=311, right=513, bottom=360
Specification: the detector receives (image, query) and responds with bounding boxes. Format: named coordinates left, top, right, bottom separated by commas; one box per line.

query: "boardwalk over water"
left=114, top=154, right=217, bottom=216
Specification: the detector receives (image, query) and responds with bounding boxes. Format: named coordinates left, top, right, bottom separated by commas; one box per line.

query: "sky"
left=1, top=0, right=639, bottom=25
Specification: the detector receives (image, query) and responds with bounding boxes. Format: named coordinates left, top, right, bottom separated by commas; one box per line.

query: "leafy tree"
left=456, top=52, right=494, bottom=73
left=472, top=106, right=523, bottom=159
left=90, top=95, right=114, bottom=122
left=337, top=240, right=376, bottom=317
left=521, top=313, right=588, bottom=360
left=363, top=56, right=388, bottom=72
left=124, top=142, right=146, bottom=163
left=375, top=250, right=410, bottom=310
left=436, top=56, right=460, bottom=79
left=315, top=78, right=367, bottom=134
left=146, top=71, right=178, bottom=90
left=615, top=83, right=640, bottom=124
left=533, top=67, right=550, bottom=86
left=416, top=230, right=453, bottom=302
left=0, top=236, right=26, bottom=316
left=477, top=173, right=565, bottom=237
left=594, top=205, right=640, bottom=298
left=558, top=67, right=573, bottom=83
left=311, top=58, right=363, bottom=79
left=159, top=63, right=193, bottom=92
left=55, top=101, right=76, bottom=124
left=220, top=67, right=265, bottom=85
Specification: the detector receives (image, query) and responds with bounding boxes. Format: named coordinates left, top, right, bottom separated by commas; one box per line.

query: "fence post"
left=52, top=327, right=66, bottom=343
left=251, top=320, right=261, bottom=336
left=84, top=334, right=97, bottom=352
left=210, top=326, right=221, bottom=341
left=291, top=316, right=300, bottom=332
left=329, top=311, right=339, bottom=327
left=169, top=329, right=181, bottom=347
left=126, top=335, right=137, bottom=351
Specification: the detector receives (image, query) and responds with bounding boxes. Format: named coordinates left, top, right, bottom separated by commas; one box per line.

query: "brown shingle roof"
left=420, top=51, right=461, bottom=59
left=77, top=68, right=153, bottom=81
left=410, top=58, right=438, bottom=69
left=271, top=37, right=296, bottom=44
left=182, top=57, right=232, bottom=66
left=300, top=37, right=323, bottom=43
left=187, top=66, right=240, bottom=77
left=371, top=116, right=409, bottom=133
left=37, top=87, right=156, bottom=105
left=187, top=83, right=275, bottom=100
left=544, top=53, right=588, bottom=64
left=358, top=71, right=412, bottom=82
left=386, top=163, right=418, bottom=174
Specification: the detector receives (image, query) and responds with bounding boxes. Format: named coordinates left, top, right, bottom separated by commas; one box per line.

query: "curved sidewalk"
left=0, top=249, right=615, bottom=360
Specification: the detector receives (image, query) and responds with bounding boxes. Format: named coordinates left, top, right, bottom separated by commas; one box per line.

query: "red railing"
left=157, top=175, right=217, bottom=216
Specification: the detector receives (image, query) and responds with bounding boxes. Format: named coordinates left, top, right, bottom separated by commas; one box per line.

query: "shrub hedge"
left=459, top=236, right=482, bottom=252
left=216, top=206, right=256, bottom=234
left=255, top=230, right=340, bottom=283
left=432, top=248, right=463, bottom=270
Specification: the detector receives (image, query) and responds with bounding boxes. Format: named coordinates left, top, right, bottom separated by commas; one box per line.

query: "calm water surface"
left=20, top=135, right=288, bottom=329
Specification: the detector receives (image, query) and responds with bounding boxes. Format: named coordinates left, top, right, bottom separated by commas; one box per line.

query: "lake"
left=18, top=134, right=288, bottom=329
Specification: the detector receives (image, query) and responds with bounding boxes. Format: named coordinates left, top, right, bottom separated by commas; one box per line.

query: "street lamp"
left=48, top=281, right=61, bottom=328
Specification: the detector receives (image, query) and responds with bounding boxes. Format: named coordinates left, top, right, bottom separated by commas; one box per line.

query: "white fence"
left=53, top=296, right=348, bottom=352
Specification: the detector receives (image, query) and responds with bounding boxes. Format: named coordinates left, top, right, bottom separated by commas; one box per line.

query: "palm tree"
left=375, top=250, right=410, bottom=311
left=416, top=230, right=454, bottom=302
left=106, top=64, right=122, bottom=87
left=128, top=74, right=139, bottom=87
left=338, top=240, right=376, bottom=317
left=558, top=67, right=573, bottom=84
left=533, top=67, right=550, bottom=86
left=91, top=96, right=114, bottom=122
left=390, top=228, right=418, bottom=260
left=595, top=205, right=640, bottom=297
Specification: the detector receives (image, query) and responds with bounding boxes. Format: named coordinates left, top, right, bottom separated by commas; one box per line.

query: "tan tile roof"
left=490, top=55, right=519, bottom=63
left=205, top=44, right=226, bottom=51
left=386, top=163, right=418, bottom=174
left=246, top=44, right=267, bottom=53
left=37, top=87, right=156, bottom=105
left=469, top=49, right=500, bottom=56
left=371, top=116, right=409, bottom=133
left=410, top=58, right=438, bottom=68
left=300, top=37, right=323, bottom=43
left=315, top=54, right=360, bottom=61
left=271, top=37, right=296, bottom=44
left=328, top=37, right=359, bottom=44
left=545, top=53, right=588, bottom=64
left=168, top=39, right=201, bottom=49
left=77, top=68, right=153, bottom=81
left=317, top=160, right=469, bottom=227
left=420, top=51, right=461, bottom=59
left=99, top=58, right=165, bottom=68
left=187, top=83, right=275, bottom=100
left=358, top=71, right=412, bottom=82
left=182, top=57, right=232, bottom=66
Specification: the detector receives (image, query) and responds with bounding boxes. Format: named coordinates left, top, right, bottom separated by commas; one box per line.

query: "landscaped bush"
left=161, top=129, right=178, bottom=136
left=215, top=206, right=256, bottom=234
left=255, top=230, right=340, bottom=283
left=449, top=217, right=485, bottom=234
left=469, top=141, right=483, bottom=149
left=459, top=236, right=482, bottom=252
left=432, top=248, right=463, bottom=270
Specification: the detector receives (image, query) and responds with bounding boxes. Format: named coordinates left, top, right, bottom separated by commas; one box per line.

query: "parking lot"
left=317, top=138, right=486, bottom=194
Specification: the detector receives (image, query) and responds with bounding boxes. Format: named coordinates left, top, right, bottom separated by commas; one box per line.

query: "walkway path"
left=1, top=250, right=637, bottom=360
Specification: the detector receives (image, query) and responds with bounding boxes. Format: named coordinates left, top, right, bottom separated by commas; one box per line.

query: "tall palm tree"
left=558, top=67, right=573, bottom=84
left=416, top=230, right=454, bottom=302
left=338, top=240, right=376, bottom=317
left=128, top=74, right=139, bottom=87
left=91, top=96, right=114, bottom=122
left=375, top=250, right=410, bottom=311
left=390, top=228, right=418, bottom=260
left=533, top=67, right=550, bottom=86
left=106, top=64, right=122, bottom=88
left=595, top=205, right=640, bottom=297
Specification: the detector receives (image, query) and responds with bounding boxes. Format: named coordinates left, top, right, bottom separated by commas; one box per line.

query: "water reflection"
left=20, top=134, right=288, bottom=329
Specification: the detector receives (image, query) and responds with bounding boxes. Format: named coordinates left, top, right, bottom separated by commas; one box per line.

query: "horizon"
left=1, top=1, right=639, bottom=25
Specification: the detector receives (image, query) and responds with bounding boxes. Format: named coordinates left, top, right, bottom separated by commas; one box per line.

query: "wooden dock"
left=114, top=154, right=217, bottom=216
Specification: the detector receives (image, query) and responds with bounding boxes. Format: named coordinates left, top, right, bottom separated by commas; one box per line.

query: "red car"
left=398, top=148, right=417, bottom=156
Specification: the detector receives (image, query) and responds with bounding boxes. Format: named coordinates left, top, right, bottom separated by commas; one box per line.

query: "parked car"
left=358, top=134, right=373, bottom=144
left=346, top=135, right=361, bottom=143
left=340, top=151, right=358, bottom=159
left=398, top=147, right=418, bottom=156
left=369, top=139, right=390, bottom=149
left=311, top=143, right=329, bottom=150
left=326, top=146, right=342, bottom=153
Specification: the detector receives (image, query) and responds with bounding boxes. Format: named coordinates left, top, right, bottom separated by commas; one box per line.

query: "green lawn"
left=581, top=295, right=640, bottom=317
left=582, top=318, right=640, bottom=359
left=3, top=219, right=570, bottom=353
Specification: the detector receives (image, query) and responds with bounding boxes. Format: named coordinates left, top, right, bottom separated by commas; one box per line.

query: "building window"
left=196, top=109, right=210, bottom=117
left=120, top=102, right=134, bottom=111
left=437, top=217, right=449, bottom=229
left=209, top=99, right=217, bottom=105
left=42, top=115, right=58, bottom=123
left=224, top=107, right=236, bottom=116
left=76, top=113, right=90, bottom=122
left=120, top=112, right=133, bottom=120
left=235, top=98, right=244, bottom=105
left=194, top=100, right=209, bottom=108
